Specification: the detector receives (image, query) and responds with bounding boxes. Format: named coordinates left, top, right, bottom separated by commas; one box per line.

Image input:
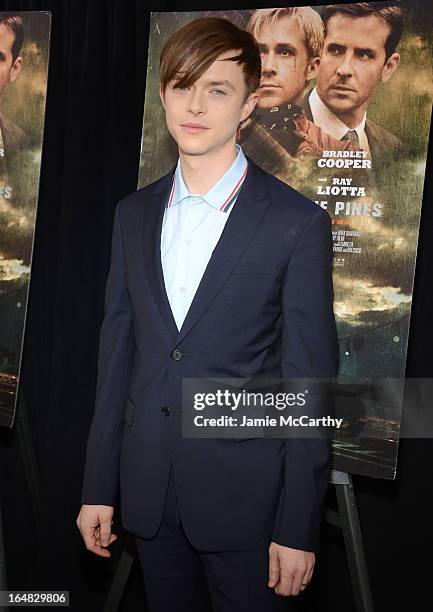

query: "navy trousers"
left=134, top=463, right=298, bottom=612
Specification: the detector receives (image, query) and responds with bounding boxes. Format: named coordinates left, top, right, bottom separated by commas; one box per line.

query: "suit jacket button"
left=161, top=406, right=170, bottom=417
left=171, top=349, right=183, bottom=361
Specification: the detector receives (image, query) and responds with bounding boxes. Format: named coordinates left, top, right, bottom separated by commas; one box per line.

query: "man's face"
left=0, top=23, right=22, bottom=99
left=317, top=13, right=400, bottom=120
left=159, top=50, right=258, bottom=158
left=255, top=16, right=319, bottom=109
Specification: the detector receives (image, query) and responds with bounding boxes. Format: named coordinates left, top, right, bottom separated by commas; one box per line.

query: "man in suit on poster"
left=77, top=17, right=338, bottom=612
left=304, top=2, right=403, bottom=164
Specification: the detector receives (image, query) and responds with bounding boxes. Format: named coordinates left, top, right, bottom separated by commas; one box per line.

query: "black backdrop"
left=0, top=0, right=432, bottom=610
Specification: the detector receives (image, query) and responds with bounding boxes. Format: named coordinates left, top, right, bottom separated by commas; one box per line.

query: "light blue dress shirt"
left=161, top=144, right=248, bottom=331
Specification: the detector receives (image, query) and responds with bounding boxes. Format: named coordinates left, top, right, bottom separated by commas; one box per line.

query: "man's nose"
left=187, top=88, right=205, bottom=115
left=336, top=53, right=354, bottom=78
left=261, top=52, right=276, bottom=76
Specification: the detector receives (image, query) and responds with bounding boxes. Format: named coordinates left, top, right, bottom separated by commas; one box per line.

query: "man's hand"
left=268, top=542, right=315, bottom=596
left=76, top=504, right=117, bottom=558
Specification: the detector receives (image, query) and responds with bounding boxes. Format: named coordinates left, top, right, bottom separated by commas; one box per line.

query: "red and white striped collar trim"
left=165, top=146, right=248, bottom=213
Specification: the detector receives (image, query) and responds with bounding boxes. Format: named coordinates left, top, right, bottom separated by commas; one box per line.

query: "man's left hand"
left=268, top=542, right=315, bottom=596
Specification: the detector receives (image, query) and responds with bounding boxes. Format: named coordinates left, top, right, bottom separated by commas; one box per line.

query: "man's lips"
left=181, top=123, right=209, bottom=133
left=330, top=85, right=356, bottom=93
left=259, top=83, right=281, bottom=89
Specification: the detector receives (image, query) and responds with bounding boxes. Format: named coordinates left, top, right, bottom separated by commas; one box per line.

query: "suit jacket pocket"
left=123, top=396, right=135, bottom=427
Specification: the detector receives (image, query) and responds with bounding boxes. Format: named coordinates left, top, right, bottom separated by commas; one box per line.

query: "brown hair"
left=247, top=7, right=324, bottom=59
left=322, top=3, right=404, bottom=60
left=159, top=17, right=261, bottom=100
left=0, top=14, right=24, bottom=61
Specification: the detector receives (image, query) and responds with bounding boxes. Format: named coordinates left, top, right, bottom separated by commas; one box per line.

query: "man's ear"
left=10, top=56, right=22, bottom=83
left=240, top=91, right=259, bottom=123
left=381, top=52, right=400, bottom=83
left=159, top=83, right=166, bottom=109
left=305, top=56, right=320, bottom=83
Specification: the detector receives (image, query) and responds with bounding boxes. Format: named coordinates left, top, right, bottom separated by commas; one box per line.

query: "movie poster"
left=0, top=13, right=51, bottom=428
left=138, top=2, right=433, bottom=478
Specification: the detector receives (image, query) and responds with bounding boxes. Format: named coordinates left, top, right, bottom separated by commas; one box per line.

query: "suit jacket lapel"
left=175, top=159, right=270, bottom=346
left=141, top=159, right=270, bottom=347
left=364, top=120, right=380, bottom=162
left=142, top=168, right=180, bottom=341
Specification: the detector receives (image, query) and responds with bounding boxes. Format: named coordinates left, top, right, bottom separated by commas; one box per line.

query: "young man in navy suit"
left=77, top=17, right=338, bottom=612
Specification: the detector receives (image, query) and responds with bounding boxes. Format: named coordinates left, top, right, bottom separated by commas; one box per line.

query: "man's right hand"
left=76, top=504, right=117, bottom=557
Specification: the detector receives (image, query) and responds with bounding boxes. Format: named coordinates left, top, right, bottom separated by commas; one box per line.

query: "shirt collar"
left=309, top=86, right=366, bottom=141
left=167, top=144, right=248, bottom=213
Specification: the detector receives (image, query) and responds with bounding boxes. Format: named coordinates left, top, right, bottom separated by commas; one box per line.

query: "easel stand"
left=103, top=533, right=135, bottom=612
left=0, top=503, right=7, bottom=591
left=325, top=470, right=374, bottom=612
left=0, top=391, right=42, bottom=612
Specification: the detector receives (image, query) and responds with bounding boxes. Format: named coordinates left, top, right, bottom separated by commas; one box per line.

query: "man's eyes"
left=355, top=50, right=374, bottom=60
left=327, top=45, right=344, bottom=56
left=327, top=45, right=374, bottom=60
left=258, top=48, right=294, bottom=56
left=171, top=85, right=227, bottom=95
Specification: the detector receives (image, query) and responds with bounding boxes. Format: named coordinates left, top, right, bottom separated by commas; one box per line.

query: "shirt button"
left=179, top=286, right=186, bottom=293
left=161, top=406, right=170, bottom=417
left=171, top=349, right=183, bottom=361
left=185, top=239, right=192, bottom=246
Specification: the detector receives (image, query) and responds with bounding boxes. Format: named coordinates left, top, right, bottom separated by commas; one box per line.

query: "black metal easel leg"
left=103, top=532, right=136, bottom=612
left=0, top=503, right=8, bottom=599
left=0, top=390, right=39, bottom=611
left=325, top=470, right=375, bottom=612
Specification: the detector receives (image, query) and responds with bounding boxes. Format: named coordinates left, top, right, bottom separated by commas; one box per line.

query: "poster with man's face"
left=138, top=2, right=433, bottom=479
left=0, top=13, right=51, bottom=427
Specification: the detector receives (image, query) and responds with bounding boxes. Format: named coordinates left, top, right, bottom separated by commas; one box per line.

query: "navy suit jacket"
left=81, top=157, right=339, bottom=552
